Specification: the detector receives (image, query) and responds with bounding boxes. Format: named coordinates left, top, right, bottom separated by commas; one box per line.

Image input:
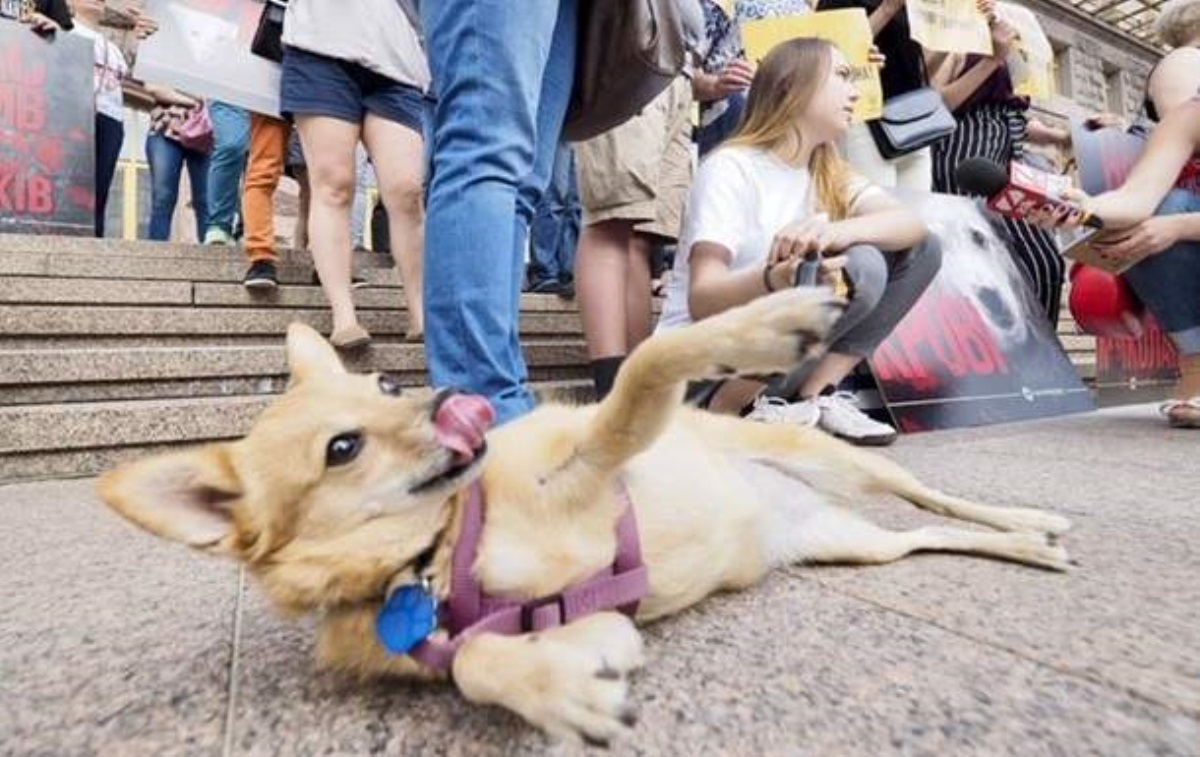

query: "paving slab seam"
left=801, top=572, right=1200, bottom=721
left=221, top=568, right=246, bottom=757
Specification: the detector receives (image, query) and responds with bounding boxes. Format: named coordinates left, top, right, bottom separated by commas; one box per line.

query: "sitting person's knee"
left=842, top=244, right=889, bottom=308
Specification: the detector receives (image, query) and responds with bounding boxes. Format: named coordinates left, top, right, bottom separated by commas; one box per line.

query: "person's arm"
left=826, top=189, right=928, bottom=252
left=691, top=59, right=755, bottom=103
left=1084, top=100, right=1200, bottom=227
left=144, top=84, right=200, bottom=107
left=1147, top=48, right=1200, bottom=119
left=1026, top=117, right=1071, bottom=148
left=927, top=18, right=1014, bottom=112
left=688, top=244, right=791, bottom=321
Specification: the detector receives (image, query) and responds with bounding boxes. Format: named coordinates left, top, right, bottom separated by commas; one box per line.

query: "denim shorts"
left=280, top=46, right=425, bottom=134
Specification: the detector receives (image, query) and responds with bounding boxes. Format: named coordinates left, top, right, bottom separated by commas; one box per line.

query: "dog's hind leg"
left=569, top=288, right=843, bottom=477
left=790, top=503, right=1071, bottom=571
left=703, top=417, right=1071, bottom=535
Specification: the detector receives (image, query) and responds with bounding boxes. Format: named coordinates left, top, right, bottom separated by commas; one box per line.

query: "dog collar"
left=377, top=480, right=649, bottom=672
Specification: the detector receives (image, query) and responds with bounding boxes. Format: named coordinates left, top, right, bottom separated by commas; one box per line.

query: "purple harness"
left=407, top=481, right=650, bottom=671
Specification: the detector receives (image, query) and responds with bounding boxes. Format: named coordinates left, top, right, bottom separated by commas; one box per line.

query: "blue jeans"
left=146, top=133, right=210, bottom=242
left=1123, top=189, right=1200, bottom=355
left=420, top=0, right=579, bottom=424
left=527, top=143, right=580, bottom=286
left=206, top=101, right=250, bottom=235
left=696, top=91, right=746, bottom=157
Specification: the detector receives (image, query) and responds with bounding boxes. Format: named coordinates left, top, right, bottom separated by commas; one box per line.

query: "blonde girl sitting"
left=655, top=38, right=942, bottom=446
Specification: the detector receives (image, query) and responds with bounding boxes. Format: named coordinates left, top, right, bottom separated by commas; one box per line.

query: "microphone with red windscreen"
left=955, top=157, right=1104, bottom=230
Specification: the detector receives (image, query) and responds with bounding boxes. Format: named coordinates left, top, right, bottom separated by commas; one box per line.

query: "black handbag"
left=866, top=87, right=957, bottom=159
left=251, top=0, right=287, bottom=63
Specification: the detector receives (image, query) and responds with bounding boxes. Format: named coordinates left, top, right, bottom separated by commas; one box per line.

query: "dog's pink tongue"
left=434, top=394, right=495, bottom=464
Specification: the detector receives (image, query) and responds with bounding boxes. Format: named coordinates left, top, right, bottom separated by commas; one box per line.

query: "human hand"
left=716, top=59, right=756, bottom=96
left=25, top=12, right=60, bottom=35
left=1084, top=112, right=1125, bottom=131
left=1091, top=216, right=1183, bottom=261
left=131, top=8, right=159, bottom=39
left=768, top=214, right=831, bottom=264
left=989, top=20, right=1018, bottom=61
left=868, top=45, right=886, bottom=68
left=976, top=0, right=998, bottom=23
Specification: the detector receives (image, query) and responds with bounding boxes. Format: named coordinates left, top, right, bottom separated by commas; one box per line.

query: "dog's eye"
left=326, top=431, right=364, bottom=467
left=378, top=373, right=404, bottom=396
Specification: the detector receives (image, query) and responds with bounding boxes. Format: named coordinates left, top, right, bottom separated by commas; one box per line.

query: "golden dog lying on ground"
left=99, top=288, right=1071, bottom=745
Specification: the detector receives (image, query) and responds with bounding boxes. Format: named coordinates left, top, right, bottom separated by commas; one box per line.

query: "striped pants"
left=933, top=102, right=1065, bottom=322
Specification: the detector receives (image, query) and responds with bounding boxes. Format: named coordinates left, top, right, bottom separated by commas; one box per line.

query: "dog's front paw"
left=453, top=614, right=645, bottom=746
left=700, top=288, right=844, bottom=378
left=521, top=633, right=641, bottom=746
left=997, top=508, right=1072, bottom=536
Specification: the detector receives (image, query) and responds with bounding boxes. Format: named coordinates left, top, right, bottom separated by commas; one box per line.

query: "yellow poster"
left=998, top=2, right=1054, bottom=99
left=741, top=9, right=883, bottom=122
left=906, top=0, right=992, bottom=55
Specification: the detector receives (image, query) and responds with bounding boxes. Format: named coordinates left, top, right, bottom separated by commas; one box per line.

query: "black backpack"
left=562, top=0, right=703, bottom=142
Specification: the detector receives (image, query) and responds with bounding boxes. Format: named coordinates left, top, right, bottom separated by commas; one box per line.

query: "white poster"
left=134, top=0, right=281, bottom=117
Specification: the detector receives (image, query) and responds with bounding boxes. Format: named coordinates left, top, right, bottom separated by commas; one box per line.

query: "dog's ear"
left=286, top=322, right=347, bottom=383
left=97, top=444, right=246, bottom=556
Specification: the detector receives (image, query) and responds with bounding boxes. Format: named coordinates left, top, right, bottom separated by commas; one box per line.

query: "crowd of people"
left=5, top=0, right=1198, bottom=435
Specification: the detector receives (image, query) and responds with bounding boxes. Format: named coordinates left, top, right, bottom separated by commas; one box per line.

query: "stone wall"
left=1021, top=0, right=1161, bottom=120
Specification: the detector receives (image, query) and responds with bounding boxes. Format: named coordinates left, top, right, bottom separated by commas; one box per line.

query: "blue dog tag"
left=376, top=582, right=439, bottom=655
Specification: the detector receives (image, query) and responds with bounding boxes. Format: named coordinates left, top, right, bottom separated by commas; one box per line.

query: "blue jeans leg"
left=421, top=0, right=578, bottom=424
left=185, top=148, right=212, bottom=241
left=206, top=101, right=250, bottom=235
left=146, top=133, right=185, bottom=241
left=528, top=143, right=579, bottom=285
left=1122, top=189, right=1200, bottom=355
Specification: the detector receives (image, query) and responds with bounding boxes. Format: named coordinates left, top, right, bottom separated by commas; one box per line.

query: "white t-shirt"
left=71, top=22, right=129, bottom=122
left=282, top=0, right=430, bottom=92
left=656, top=145, right=882, bottom=331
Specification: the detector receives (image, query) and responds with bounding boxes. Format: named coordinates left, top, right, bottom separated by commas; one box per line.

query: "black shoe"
left=528, top=278, right=573, bottom=297
left=311, top=270, right=369, bottom=289
left=243, top=260, right=278, bottom=289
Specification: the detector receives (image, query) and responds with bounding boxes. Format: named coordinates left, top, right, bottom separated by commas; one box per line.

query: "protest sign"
left=998, top=2, right=1054, bottom=99
left=0, top=25, right=94, bottom=235
left=741, top=9, right=883, bottom=121
left=907, top=0, right=992, bottom=55
left=869, top=193, right=1093, bottom=431
left=134, top=0, right=281, bottom=117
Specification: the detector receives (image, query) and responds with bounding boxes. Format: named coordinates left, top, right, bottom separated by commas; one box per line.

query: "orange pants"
left=243, top=114, right=290, bottom=262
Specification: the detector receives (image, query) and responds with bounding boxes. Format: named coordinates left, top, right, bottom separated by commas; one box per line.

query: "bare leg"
left=293, top=168, right=311, bottom=251
left=798, top=352, right=862, bottom=397
left=295, top=116, right=363, bottom=343
left=362, top=113, right=425, bottom=340
left=576, top=218, right=635, bottom=359
left=625, top=233, right=655, bottom=350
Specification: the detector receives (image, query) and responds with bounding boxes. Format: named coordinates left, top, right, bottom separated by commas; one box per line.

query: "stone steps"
left=0, top=235, right=590, bottom=483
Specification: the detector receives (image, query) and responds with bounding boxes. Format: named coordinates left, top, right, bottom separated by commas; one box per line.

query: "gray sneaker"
left=814, top=392, right=898, bottom=446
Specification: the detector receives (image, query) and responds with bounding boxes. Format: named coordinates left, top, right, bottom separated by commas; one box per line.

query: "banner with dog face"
left=0, top=24, right=95, bottom=235
left=133, top=0, right=281, bottom=117
left=867, top=193, right=1093, bottom=431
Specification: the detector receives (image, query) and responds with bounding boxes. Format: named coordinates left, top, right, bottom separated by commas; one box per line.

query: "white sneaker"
left=745, top=395, right=820, bottom=427
left=814, top=391, right=898, bottom=446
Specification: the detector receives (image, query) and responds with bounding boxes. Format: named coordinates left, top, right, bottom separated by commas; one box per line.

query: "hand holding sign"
left=741, top=9, right=883, bottom=122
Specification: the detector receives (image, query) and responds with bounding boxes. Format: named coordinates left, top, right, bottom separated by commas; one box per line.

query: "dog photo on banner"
left=868, top=193, right=1094, bottom=431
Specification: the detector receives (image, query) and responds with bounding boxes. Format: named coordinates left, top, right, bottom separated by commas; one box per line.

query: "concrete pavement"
left=2, top=405, right=1198, bottom=757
